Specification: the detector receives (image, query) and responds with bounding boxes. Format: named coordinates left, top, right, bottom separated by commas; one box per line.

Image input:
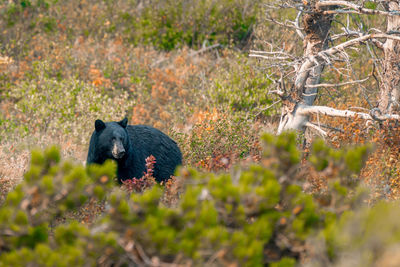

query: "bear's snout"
left=115, top=149, right=125, bottom=159
left=112, top=141, right=126, bottom=159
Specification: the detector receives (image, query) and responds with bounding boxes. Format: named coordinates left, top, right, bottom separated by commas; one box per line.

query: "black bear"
left=87, top=118, right=182, bottom=183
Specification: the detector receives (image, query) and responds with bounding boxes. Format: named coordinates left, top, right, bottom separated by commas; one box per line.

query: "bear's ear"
left=118, top=118, right=128, bottom=128
left=95, top=120, right=106, bottom=132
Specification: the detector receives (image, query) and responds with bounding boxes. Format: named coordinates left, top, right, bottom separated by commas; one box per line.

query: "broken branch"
left=316, top=1, right=400, bottom=16
left=304, top=77, right=369, bottom=88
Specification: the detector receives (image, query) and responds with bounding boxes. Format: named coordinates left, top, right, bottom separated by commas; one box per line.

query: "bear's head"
left=92, top=118, right=130, bottom=162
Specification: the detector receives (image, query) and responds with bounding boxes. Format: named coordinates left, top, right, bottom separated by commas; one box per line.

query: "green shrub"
left=1, top=62, right=130, bottom=143
left=314, top=201, right=400, bottom=266
left=172, top=111, right=261, bottom=169
left=0, top=0, right=263, bottom=54
left=0, top=146, right=118, bottom=266
left=0, top=134, right=374, bottom=266
left=121, top=0, right=261, bottom=50
left=208, top=53, right=275, bottom=116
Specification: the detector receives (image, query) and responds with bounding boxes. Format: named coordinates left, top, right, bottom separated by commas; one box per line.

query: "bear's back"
left=126, top=125, right=182, bottom=181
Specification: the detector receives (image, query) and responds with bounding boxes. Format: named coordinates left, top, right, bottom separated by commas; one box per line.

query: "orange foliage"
left=188, top=108, right=221, bottom=126
left=180, top=108, right=262, bottom=171
left=89, top=66, right=111, bottom=87
left=359, top=121, right=400, bottom=200
left=313, top=109, right=400, bottom=200
left=130, top=48, right=213, bottom=131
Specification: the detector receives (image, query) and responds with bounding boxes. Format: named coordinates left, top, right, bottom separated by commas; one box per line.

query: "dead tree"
left=379, top=1, right=400, bottom=114
left=251, top=0, right=400, bottom=136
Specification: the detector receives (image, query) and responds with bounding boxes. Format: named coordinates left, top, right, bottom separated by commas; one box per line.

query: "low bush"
left=0, top=0, right=262, bottom=54
left=172, top=109, right=262, bottom=170
left=0, top=61, right=130, bottom=143
left=0, top=133, right=378, bottom=266
left=208, top=52, right=275, bottom=117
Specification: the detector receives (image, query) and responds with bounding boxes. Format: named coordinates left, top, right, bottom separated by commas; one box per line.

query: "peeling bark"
left=378, top=1, right=400, bottom=114
left=261, top=1, right=400, bottom=135
left=278, top=5, right=333, bottom=133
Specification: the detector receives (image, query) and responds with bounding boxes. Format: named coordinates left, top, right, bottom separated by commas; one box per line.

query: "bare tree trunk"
left=253, top=1, right=400, bottom=136
left=277, top=7, right=333, bottom=133
left=378, top=1, right=400, bottom=114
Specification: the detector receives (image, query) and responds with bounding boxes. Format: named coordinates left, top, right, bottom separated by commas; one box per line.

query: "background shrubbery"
left=2, top=62, right=130, bottom=142
left=0, top=0, right=261, bottom=53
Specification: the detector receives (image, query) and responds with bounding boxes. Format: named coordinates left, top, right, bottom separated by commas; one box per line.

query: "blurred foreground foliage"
left=2, top=133, right=397, bottom=266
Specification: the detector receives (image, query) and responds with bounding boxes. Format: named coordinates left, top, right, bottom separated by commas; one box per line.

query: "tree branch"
left=296, top=104, right=400, bottom=120
left=320, top=33, right=400, bottom=59
left=264, top=15, right=304, bottom=31
left=190, top=43, right=221, bottom=57
left=304, top=77, right=369, bottom=88
left=249, top=54, right=293, bottom=60
left=295, top=9, right=304, bottom=40
left=305, top=121, right=327, bottom=136
left=316, top=1, right=400, bottom=16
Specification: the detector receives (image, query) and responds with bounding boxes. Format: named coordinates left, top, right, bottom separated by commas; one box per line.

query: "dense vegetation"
left=1, top=0, right=400, bottom=265
left=0, top=134, right=379, bottom=266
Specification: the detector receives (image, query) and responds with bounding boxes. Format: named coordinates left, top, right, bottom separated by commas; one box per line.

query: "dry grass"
left=0, top=134, right=88, bottom=204
left=0, top=144, right=28, bottom=204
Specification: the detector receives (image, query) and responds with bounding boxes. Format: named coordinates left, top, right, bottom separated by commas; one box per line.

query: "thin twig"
left=304, top=77, right=369, bottom=88
left=256, top=99, right=282, bottom=117
left=117, top=239, right=144, bottom=267
left=316, top=1, right=400, bottom=16
left=249, top=50, right=293, bottom=56
left=315, top=123, right=344, bottom=133
left=305, top=121, right=327, bottom=136
left=264, top=16, right=304, bottom=30
left=295, top=9, right=304, bottom=39
left=249, top=54, right=292, bottom=60
left=189, top=43, right=221, bottom=57
left=321, top=33, right=400, bottom=58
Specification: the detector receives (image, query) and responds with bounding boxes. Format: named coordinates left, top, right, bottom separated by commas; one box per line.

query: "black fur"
left=87, top=118, right=182, bottom=183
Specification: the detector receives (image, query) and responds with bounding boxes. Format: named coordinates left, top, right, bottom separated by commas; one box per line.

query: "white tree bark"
left=277, top=6, right=333, bottom=134
left=253, top=1, right=400, bottom=135
left=271, top=1, right=400, bottom=135
left=296, top=105, right=400, bottom=120
left=378, top=1, right=400, bottom=114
